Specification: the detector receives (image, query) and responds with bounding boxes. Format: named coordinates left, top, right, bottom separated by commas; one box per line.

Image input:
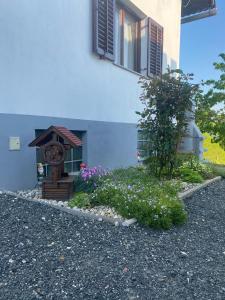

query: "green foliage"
left=178, top=167, right=204, bottom=183
left=74, top=174, right=102, bottom=194
left=178, top=156, right=214, bottom=180
left=90, top=169, right=187, bottom=230
left=68, top=193, right=90, bottom=208
left=74, top=175, right=97, bottom=194
left=196, top=54, right=225, bottom=149
left=74, top=175, right=89, bottom=193
left=208, top=164, right=225, bottom=178
left=110, top=166, right=152, bottom=184
left=71, top=167, right=191, bottom=229
left=137, top=69, right=199, bottom=178
left=175, top=154, right=215, bottom=183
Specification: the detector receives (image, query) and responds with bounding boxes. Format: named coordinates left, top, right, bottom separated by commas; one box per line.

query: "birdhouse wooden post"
left=29, top=126, right=82, bottom=200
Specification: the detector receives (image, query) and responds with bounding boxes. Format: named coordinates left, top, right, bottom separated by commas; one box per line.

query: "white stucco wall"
left=0, top=0, right=182, bottom=124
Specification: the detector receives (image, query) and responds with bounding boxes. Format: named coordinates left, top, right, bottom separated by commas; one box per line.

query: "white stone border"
left=3, top=191, right=137, bottom=227
left=3, top=177, right=221, bottom=227
left=179, top=176, right=222, bottom=200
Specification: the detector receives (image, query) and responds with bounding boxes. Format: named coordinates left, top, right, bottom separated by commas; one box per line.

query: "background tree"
left=195, top=54, right=225, bottom=149
left=137, top=69, right=199, bottom=178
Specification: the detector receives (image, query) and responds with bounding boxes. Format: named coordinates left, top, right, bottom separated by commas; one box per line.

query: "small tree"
left=137, top=69, right=199, bottom=178
left=195, top=54, right=225, bottom=149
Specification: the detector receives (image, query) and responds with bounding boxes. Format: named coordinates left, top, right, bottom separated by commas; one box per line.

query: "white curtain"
left=123, top=13, right=136, bottom=70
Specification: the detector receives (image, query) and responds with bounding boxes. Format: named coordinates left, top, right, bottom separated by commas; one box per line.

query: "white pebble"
left=180, top=251, right=188, bottom=257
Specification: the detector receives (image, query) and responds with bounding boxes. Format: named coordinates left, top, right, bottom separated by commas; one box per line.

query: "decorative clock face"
left=42, top=141, right=65, bottom=165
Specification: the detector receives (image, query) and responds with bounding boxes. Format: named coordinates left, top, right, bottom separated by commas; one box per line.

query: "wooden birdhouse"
left=29, top=126, right=82, bottom=200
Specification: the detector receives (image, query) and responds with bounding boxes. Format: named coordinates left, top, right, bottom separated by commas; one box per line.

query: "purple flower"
left=80, top=166, right=110, bottom=182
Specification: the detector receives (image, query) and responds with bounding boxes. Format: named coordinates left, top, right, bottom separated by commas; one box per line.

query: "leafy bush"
left=90, top=178, right=186, bottom=230
left=209, top=164, right=225, bottom=178
left=197, top=163, right=214, bottom=179
left=183, top=159, right=214, bottom=179
left=68, top=193, right=90, bottom=208
left=137, top=69, right=199, bottom=178
left=74, top=166, right=110, bottom=193
left=178, top=167, right=204, bottom=183
left=110, top=166, right=151, bottom=184
left=175, top=154, right=214, bottom=181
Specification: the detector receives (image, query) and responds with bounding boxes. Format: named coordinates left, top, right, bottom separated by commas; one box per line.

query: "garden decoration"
left=29, top=126, right=82, bottom=200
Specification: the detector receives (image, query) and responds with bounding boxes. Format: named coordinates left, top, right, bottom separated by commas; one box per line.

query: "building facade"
left=0, top=0, right=216, bottom=190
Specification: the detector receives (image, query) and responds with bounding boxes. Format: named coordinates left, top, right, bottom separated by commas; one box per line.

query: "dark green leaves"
left=137, top=68, right=199, bottom=178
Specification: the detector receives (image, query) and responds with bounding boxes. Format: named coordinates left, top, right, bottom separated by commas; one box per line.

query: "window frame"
left=137, top=130, right=150, bottom=161
left=115, top=3, right=141, bottom=73
left=93, top=0, right=164, bottom=77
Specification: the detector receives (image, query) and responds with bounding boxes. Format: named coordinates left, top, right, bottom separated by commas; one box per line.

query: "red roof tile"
left=55, top=126, right=82, bottom=147
left=29, top=126, right=82, bottom=147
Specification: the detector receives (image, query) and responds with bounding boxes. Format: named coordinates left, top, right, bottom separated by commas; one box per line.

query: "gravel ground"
left=1, top=180, right=225, bottom=300
left=14, top=188, right=125, bottom=223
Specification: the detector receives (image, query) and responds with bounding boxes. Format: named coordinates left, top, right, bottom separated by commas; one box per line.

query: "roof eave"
left=181, top=7, right=217, bottom=24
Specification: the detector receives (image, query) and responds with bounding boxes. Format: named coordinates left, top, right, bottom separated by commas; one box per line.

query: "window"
left=36, top=130, right=84, bottom=178
left=93, top=0, right=163, bottom=76
left=115, top=5, right=140, bottom=72
left=137, top=130, right=150, bottom=161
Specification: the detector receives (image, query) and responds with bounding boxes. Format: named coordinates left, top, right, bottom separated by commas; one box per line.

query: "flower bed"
left=14, top=159, right=221, bottom=230
left=68, top=166, right=187, bottom=230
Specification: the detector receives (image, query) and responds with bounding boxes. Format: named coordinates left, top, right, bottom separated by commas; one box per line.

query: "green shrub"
left=209, top=164, right=225, bottom=178
left=110, top=166, right=150, bottom=184
left=178, top=167, right=204, bottom=183
left=74, top=175, right=98, bottom=194
left=176, top=154, right=214, bottom=180
left=90, top=178, right=187, bottom=230
left=68, top=193, right=90, bottom=208
left=137, top=69, right=198, bottom=179
left=198, top=163, right=215, bottom=179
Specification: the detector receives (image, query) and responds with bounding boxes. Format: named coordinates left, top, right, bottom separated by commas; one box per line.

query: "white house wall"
left=0, top=0, right=182, bottom=124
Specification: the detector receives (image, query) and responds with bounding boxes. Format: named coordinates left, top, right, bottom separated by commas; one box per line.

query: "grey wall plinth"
left=0, top=113, right=137, bottom=190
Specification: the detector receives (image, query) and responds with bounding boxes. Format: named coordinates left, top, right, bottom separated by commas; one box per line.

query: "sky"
left=180, top=0, right=225, bottom=83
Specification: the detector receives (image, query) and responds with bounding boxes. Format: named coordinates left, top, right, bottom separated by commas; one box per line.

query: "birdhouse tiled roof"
left=29, top=126, right=82, bottom=148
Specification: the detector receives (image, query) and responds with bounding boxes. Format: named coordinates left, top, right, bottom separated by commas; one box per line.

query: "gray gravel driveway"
left=1, top=180, right=225, bottom=300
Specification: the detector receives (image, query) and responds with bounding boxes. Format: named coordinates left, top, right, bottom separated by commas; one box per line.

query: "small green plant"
left=68, top=193, right=90, bottom=208
left=90, top=176, right=187, bottom=230
left=110, top=166, right=151, bottom=184
left=176, top=154, right=214, bottom=180
left=209, top=164, right=225, bottom=178
left=178, top=167, right=204, bottom=183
